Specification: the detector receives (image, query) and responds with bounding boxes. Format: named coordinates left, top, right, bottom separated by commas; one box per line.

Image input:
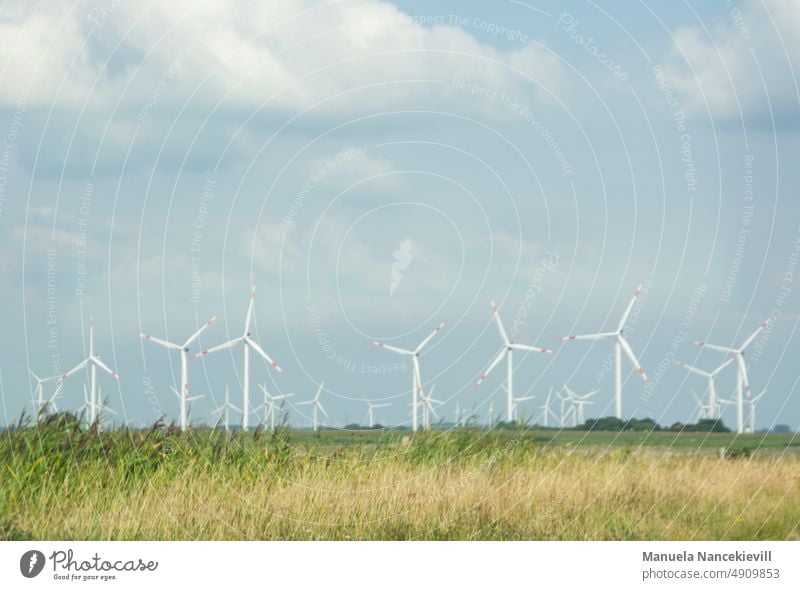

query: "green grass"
left=2, top=413, right=799, bottom=540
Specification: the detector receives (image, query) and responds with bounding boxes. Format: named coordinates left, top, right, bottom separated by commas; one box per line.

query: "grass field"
left=2, top=414, right=799, bottom=540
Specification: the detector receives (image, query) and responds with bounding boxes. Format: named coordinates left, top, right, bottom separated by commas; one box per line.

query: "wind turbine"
left=255, top=384, right=294, bottom=430
left=60, top=317, right=120, bottom=425
left=419, top=384, right=443, bottom=429
left=745, top=389, right=766, bottom=434
left=502, top=384, right=534, bottom=423
left=211, top=385, right=242, bottom=432
left=692, top=320, right=769, bottom=434
left=485, top=400, right=495, bottom=428
left=564, top=385, right=598, bottom=425
left=80, top=384, right=116, bottom=426
left=298, top=382, right=327, bottom=431
left=539, top=386, right=557, bottom=427
left=690, top=390, right=711, bottom=422
left=194, top=285, right=283, bottom=431
left=675, top=358, right=733, bottom=420
left=475, top=300, right=554, bottom=422
left=365, top=401, right=391, bottom=428
left=140, top=315, right=216, bottom=432
left=559, top=391, right=575, bottom=427
left=559, top=281, right=650, bottom=419
left=170, top=386, right=203, bottom=429
left=372, top=321, right=445, bottom=432
left=29, top=370, right=62, bottom=417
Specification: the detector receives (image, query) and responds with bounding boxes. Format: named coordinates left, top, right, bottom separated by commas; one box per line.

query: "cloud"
left=659, top=0, right=800, bottom=122
left=1, top=0, right=563, bottom=115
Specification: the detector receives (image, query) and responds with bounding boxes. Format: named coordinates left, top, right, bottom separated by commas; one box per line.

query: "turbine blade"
left=619, top=337, right=649, bottom=383
left=92, top=357, right=120, bottom=380
left=414, top=321, right=446, bottom=354
left=372, top=341, right=413, bottom=356
left=491, top=300, right=510, bottom=345
left=510, top=343, right=554, bottom=354
left=740, top=322, right=768, bottom=351
left=675, top=361, right=710, bottom=378
left=245, top=336, right=283, bottom=373
left=318, top=403, right=329, bottom=418
left=692, top=340, right=736, bottom=354
left=193, top=337, right=241, bottom=358
left=244, top=284, right=256, bottom=334
left=184, top=315, right=217, bottom=347
left=476, top=349, right=506, bottom=386
left=617, top=281, right=644, bottom=332
left=559, top=332, right=616, bottom=341
left=139, top=333, right=182, bottom=350
left=736, top=356, right=752, bottom=396
left=710, top=357, right=734, bottom=376
left=60, top=358, right=89, bottom=380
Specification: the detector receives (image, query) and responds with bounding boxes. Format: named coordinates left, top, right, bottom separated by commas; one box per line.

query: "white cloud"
left=1, top=0, right=563, bottom=117
left=660, top=0, right=800, bottom=120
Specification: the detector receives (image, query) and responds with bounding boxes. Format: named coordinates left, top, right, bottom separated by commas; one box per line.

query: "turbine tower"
left=298, top=382, right=327, bottom=431
left=194, top=285, right=283, bottom=431
left=372, top=321, right=445, bottom=432
left=692, top=320, right=769, bottom=434
left=140, top=315, right=216, bottom=431
left=365, top=401, right=391, bottom=428
left=745, top=389, right=766, bottom=434
left=60, top=317, right=120, bottom=425
left=539, top=386, right=557, bottom=427
left=675, top=358, right=733, bottom=420
left=475, top=300, right=554, bottom=422
left=559, top=281, right=650, bottom=419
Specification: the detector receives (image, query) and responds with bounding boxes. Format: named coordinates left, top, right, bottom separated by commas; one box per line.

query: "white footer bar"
left=2, top=541, right=797, bottom=589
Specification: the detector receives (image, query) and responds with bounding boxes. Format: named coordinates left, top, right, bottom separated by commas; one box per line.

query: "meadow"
left=2, top=413, right=799, bottom=540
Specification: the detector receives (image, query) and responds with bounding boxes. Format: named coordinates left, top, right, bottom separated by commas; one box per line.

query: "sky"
left=1, top=0, right=799, bottom=430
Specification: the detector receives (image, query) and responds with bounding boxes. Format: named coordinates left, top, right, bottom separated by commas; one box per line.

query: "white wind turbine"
left=564, top=385, right=598, bottom=425
left=60, top=317, right=120, bottom=425
left=298, top=382, right=327, bottom=431
left=485, top=400, right=495, bottom=428
left=559, top=391, right=575, bottom=427
left=364, top=401, right=391, bottom=428
left=211, top=385, right=242, bottom=432
left=194, top=285, right=283, bottom=431
left=140, top=315, right=216, bottom=432
left=255, top=384, right=294, bottom=430
left=675, top=358, right=733, bottom=420
left=692, top=320, right=769, bottom=434
left=690, top=390, right=711, bottom=422
left=475, top=300, right=554, bottom=422
left=502, top=384, right=534, bottom=423
left=745, top=389, right=766, bottom=434
left=80, top=384, right=116, bottom=426
left=559, top=281, right=650, bottom=419
left=539, top=386, right=557, bottom=427
left=29, top=370, right=62, bottom=417
left=419, top=384, right=443, bottom=430
left=372, top=321, right=445, bottom=432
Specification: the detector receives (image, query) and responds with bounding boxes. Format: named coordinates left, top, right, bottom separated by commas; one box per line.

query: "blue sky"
left=1, top=0, right=799, bottom=430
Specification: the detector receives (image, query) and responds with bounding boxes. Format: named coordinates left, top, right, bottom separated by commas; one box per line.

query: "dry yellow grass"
left=8, top=444, right=800, bottom=540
